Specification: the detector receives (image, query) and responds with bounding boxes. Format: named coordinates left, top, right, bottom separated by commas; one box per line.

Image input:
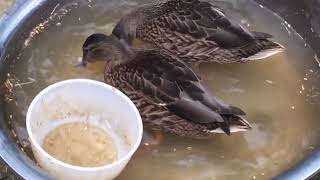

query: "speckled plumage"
left=82, top=34, right=251, bottom=138
left=112, top=0, right=284, bottom=65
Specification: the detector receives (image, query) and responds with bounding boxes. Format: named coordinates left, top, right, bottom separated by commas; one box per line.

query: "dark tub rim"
left=0, top=0, right=319, bottom=179
left=0, top=0, right=58, bottom=179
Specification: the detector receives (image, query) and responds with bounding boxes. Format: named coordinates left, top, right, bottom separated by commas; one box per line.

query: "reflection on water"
left=3, top=0, right=320, bottom=179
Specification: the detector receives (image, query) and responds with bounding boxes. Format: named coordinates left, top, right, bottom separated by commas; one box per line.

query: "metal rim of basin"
left=0, top=0, right=319, bottom=180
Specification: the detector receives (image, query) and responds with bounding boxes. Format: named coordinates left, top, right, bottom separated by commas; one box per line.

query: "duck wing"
left=135, top=0, right=283, bottom=63
left=137, top=0, right=256, bottom=48
left=122, top=49, right=247, bottom=134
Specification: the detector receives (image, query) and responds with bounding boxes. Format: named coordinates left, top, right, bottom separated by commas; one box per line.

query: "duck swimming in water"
left=112, top=0, right=284, bottom=66
left=81, top=33, right=251, bottom=138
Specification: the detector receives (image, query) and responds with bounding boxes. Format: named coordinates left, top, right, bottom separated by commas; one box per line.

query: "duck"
left=80, top=33, right=251, bottom=138
left=112, top=0, right=284, bottom=67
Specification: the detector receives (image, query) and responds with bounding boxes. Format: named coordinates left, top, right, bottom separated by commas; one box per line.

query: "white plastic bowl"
left=26, top=79, right=143, bottom=180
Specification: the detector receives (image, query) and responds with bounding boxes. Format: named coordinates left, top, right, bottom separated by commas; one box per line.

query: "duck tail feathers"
left=229, top=105, right=246, bottom=116
left=242, top=40, right=285, bottom=61
left=211, top=115, right=252, bottom=135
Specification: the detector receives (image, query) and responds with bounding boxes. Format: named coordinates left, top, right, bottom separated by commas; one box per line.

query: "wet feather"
left=112, top=0, right=284, bottom=65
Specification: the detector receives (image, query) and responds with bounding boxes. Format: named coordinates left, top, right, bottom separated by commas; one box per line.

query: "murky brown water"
left=0, top=0, right=14, bottom=16
left=3, top=0, right=320, bottom=179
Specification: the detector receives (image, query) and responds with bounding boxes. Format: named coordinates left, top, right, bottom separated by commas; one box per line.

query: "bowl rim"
left=26, top=79, right=143, bottom=172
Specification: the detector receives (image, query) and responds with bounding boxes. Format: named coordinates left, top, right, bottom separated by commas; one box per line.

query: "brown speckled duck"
left=112, top=0, right=284, bottom=67
left=80, top=33, right=251, bottom=138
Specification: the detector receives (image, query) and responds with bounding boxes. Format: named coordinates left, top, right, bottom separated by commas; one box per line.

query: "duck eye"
left=82, top=47, right=90, bottom=52
left=90, top=49, right=106, bottom=59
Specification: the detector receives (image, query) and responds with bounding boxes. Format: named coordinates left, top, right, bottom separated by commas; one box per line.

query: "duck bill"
left=75, top=58, right=87, bottom=68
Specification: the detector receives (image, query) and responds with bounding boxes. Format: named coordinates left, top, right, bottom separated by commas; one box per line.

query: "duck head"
left=79, top=33, right=133, bottom=67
